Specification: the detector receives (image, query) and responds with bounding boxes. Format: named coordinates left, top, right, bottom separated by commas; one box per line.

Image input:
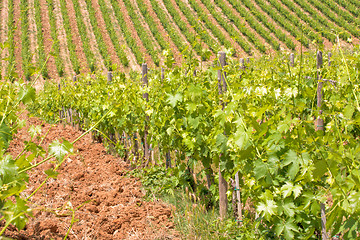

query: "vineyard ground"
left=2, top=113, right=179, bottom=240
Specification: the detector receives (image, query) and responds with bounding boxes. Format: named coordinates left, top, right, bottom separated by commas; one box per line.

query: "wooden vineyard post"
left=290, top=53, right=295, bottom=67
left=316, top=51, right=328, bottom=240
left=328, top=52, right=332, bottom=66
left=235, top=172, right=242, bottom=225
left=142, top=63, right=150, bottom=165
left=72, top=75, right=79, bottom=130
left=161, top=67, right=165, bottom=81
left=58, top=84, right=63, bottom=121
left=218, top=51, right=228, bottom=219
left=161, top=67, right=171, bottom=168
left=107, top=72, right=117, bottom=153
left=107, top=71, right=112, bottom=83
left=240, top=58, right=245, bottom=71
left=316, top=51, right=324, bottom=131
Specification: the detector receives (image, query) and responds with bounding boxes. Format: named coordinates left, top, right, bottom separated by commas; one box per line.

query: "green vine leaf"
left=48, top=139, right=73, bottom=162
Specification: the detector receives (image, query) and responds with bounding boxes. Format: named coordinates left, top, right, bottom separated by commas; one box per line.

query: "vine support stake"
left=328, top=52, right=332, bottom=67
left=161, top=67, right=165, bottom=82
left=107, top=71, right=116, bottom=153
left=240, top=58, right=245, bottom=70
left=161, top=67, right=171, bottom=168
left=321, top=203, right=328, bottom=240
left=290, top=53, right=294, bottom=67
left=316, top=51, right=327, bottom=240
left=218, top=51, right=228, bottom=220
left=235, top=172, right=242, bottom=225
left=142, top=63, right=150, bottom=166
left=107, top=71, right=112, bottom=83
left=316, top=51, right=324, bottom=131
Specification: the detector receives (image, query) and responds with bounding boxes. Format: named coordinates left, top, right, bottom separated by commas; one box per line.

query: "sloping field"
left=0, top=0, right=358, bottom=79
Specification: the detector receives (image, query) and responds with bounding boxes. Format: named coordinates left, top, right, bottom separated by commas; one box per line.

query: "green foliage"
left=31, top=49, right=360, bottom=239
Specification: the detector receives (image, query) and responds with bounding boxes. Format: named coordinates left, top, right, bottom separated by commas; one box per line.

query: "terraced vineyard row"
left=0, top=0, right=358, bottom=79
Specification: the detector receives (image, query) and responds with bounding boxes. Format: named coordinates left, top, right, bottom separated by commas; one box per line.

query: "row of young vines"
left=3, top=0, right=359, bottom=79
left=32, top=48, right=360, bottom=239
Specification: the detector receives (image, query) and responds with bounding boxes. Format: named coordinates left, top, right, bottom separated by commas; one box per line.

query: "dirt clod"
left=2, top=114, right=179, bottom=239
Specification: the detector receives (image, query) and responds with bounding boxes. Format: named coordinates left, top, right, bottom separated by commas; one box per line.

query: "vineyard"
left=17, top=49, right=357, bottom=239
left=1, top=0, right=360, bottom=239
left=0, top=0, right=359, bottom=80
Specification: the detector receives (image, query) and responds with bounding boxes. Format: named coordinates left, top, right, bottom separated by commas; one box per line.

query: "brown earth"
left=2, top=114, right=180, bottom=240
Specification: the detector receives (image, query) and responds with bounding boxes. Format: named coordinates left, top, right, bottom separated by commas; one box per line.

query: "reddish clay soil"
left=2, top=114, right=179, bottom=240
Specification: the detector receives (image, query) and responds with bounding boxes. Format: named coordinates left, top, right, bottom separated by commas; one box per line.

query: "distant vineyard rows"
left=0, top=0, right=358, bottom=80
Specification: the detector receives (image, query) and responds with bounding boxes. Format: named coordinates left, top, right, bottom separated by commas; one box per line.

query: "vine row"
left=109, top=0, right=143, bottom=65
left=122, top=0, right=160, bottom=66
left=71, top=0, right=96, bottom=72
left=97, top=0, right=129, bottom=67
left=267, top=0, right=322, bottom=45
left=7, top=0, right=16, bottom=81
left=59, top=0, right=81, bottom=74
left=135, top=0, right=168, bottom=51
left=84, top=0, right=113, bottom=70
left=148, top=0, right=187, bottom=54
left=20, top=0, right=31, bottom=80
left=33, top=0, right=49, bottom=78
left=173, top=0, right=220, bottom=54
left=251, top=0, right=307, bottom=48
left=292, top=0, right=350, bottom=41
left=307, top=0, right=359, bottom=38
left=188, top=0, right=241, bottom=53
left=46, top=0, right=65, bottom=77
left=279, top=0, right=336, bottom=43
